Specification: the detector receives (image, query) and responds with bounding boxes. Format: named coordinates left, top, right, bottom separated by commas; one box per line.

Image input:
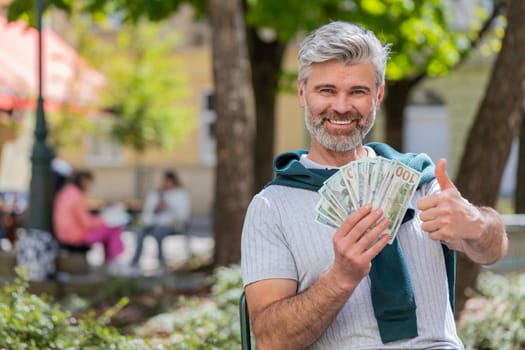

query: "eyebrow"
left=352, top=85, right=372, bottom=92
left=313, top=84, right=372, bottom=92
left=313, top=84, right=336, bottom=90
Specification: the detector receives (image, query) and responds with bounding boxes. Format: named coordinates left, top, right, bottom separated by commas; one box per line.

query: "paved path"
left=87, top=216, right=214, bottom=275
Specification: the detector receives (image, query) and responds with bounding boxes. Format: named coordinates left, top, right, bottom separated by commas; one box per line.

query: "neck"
left=307, top=143, right=368, bottom=167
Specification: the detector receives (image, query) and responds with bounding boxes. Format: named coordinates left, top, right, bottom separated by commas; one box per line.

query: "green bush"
left=135, top=264, right=245, bottom=350
left=0, top=267, right=161, bottom=350
left=0, top=265, right=247, bottom=350
left=9, top=263, right=523, bottom=350
left=458, top=272, right=525, bottom=350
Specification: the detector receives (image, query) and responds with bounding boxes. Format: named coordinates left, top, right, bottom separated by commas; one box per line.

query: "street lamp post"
left=26, top=0, right=55, bottom=232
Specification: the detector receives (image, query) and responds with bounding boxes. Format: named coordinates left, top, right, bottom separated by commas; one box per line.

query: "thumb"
left=435, top=158, right=456, bottom=191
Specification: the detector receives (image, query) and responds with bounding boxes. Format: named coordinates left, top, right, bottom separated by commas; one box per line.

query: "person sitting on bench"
left=53, top=169, right=132, bottom=276
left=130, top=170, right=191, bottom=271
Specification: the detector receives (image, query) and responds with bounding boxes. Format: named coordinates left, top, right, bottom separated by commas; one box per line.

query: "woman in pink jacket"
left=53, top=169, right=127, bottom=273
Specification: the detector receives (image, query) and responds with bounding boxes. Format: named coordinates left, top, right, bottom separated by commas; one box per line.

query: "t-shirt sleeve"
left=241, top=193, right=298, bottom=287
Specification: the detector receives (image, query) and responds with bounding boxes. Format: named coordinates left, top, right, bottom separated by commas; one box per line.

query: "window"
left=200, top=90, right=216, bottom=166
left=85, top=116, right=124, bottom=166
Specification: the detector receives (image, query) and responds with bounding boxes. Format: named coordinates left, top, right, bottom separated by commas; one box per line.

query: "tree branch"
left=408, top=1, right=505, bottom=87
left=455, top=1, right=505, bottom=68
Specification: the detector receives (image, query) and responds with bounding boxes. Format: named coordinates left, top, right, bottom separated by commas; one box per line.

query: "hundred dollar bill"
left=315, top=211, right=340, bottom=229
left=323, top=172, right=355, bottom=214
left=363, top=158, right=380, bottom=205
left=315, top=194, right=345, bottom=225
left=340, top=163, right=360, bottom=208
left=371, top=158, right=395, bottom=209
left=353, top=160, right=364, bottom=205
left=319, top=185, right=348, bottom=219
left=316, top=157, right=422, bottom=237
left=380, top=161, right=421, bottom=243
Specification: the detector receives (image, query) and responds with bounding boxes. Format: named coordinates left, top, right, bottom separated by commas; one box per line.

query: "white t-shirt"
left=141, top=188, right=191, bottom=231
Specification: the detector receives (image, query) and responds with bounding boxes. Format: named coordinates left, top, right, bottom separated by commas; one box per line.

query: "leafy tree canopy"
left=4, top=1, right=194, bottom=152
left=245, top=0, right=497, bottom=80
left=90, top=21, right=194, bottom=152
left=6, top=0, right=497, bottom=83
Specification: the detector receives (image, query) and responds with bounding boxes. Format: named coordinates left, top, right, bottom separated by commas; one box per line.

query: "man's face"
left=298, top=60, right=384, bottom=153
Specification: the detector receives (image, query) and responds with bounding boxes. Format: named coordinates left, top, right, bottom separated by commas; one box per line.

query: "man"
left=241, top=21, right=508, bottom=350
left=130, top=170, right=191, bottom=270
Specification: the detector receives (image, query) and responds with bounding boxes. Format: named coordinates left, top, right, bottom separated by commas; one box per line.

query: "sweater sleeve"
left=72, top=197, right=105, bottom=230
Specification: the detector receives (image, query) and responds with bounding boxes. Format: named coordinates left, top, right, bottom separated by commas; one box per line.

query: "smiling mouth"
left=324, top=118, right=357, bottom=126
left=329, top=119, right=352, bottom=125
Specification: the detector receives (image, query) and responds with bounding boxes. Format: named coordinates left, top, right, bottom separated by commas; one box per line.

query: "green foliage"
left=92, top=21, right=194, bottom=152
left=458, top=272, right=525, bottom=350
left=135, top=264, right=245, bottom=349
left=4, top=260, right=525, bottom=350
left=167, top=265, right=244, bottom=349
left=63, top=10, right=195, bottom=153
left=4, top=0, right=205, bottom=24
left=6, top=0, right=503, bottom=86
left=246, top=0, right=498, bottom=81
left=5, top=1, right=195, bottom=153
left=0, top=266, right=161, bottom=350
left=47, top=109, right=94, bottom=150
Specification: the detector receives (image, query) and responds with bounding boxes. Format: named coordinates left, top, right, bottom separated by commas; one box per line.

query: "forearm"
left=74, top=201, right=104, bottom=229
left=252, top=269, right=355, bottom=350
left=458, top=206, right=508, bottom=265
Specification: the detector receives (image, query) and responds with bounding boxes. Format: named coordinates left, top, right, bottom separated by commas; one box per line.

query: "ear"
left=297, top=80, right=305, bottom=108
left=375, top=83, right=385, bottom=108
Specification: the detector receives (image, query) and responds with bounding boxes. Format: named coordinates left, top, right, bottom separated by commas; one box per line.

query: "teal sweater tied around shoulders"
left=266, top=142, right=456, bottom=344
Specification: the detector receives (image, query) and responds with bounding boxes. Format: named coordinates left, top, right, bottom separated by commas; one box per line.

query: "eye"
left=318, top=87, right=335, bottom=94
left=350, top=87, right=371, bottom=96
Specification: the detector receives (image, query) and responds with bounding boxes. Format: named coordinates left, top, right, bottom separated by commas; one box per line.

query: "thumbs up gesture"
left=434, top=158, right=457, bottom=192
left=417, top=159, right=485, bottom=244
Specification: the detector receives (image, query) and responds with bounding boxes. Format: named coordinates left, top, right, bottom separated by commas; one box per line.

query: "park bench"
left=55, top=243, right=91, bottom=275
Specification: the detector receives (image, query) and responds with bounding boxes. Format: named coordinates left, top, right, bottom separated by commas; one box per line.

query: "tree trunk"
left=383, top=79, right=419, bottom=151
left=209, top=0, right=254, bottom=267
left=515, top=106, right=525, bottom=213
left=246, top=27, right=286, bottom=193
left=454, top=0, right=525, bottom=316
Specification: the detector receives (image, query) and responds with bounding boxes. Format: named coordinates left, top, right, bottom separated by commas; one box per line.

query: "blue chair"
left=240, top=291, right=252, bottom=350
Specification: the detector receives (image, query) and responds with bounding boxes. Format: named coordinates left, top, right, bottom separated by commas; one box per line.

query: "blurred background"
left=0, top=0, right=523, bottom=349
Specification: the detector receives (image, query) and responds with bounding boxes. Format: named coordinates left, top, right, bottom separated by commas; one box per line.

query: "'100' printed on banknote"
left=315, top=157, right=421, bottom=244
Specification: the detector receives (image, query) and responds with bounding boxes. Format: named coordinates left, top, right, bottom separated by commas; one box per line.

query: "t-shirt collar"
left=299, top=146, right=376, bottom=169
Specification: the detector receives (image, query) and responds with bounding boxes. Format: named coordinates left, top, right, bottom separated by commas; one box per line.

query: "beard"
left=304, top=99, right=376, bottom=153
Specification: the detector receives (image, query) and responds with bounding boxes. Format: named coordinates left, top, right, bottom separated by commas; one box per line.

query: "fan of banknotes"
left=315, top=157, right=422, bottom=243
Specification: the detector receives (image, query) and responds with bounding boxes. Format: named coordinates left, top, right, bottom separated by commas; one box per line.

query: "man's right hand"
left=329, top=205, right=390, bottom=292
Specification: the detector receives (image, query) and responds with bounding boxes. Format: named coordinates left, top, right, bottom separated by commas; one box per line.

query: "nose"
left=331, top=94, right=351, bottom=114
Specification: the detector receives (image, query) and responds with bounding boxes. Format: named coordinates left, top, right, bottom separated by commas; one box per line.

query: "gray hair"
left=298, top=21, right=390, bottom=88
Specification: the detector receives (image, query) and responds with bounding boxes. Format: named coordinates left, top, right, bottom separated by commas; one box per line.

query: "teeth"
left=329, top=119, right=352, bottom=125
